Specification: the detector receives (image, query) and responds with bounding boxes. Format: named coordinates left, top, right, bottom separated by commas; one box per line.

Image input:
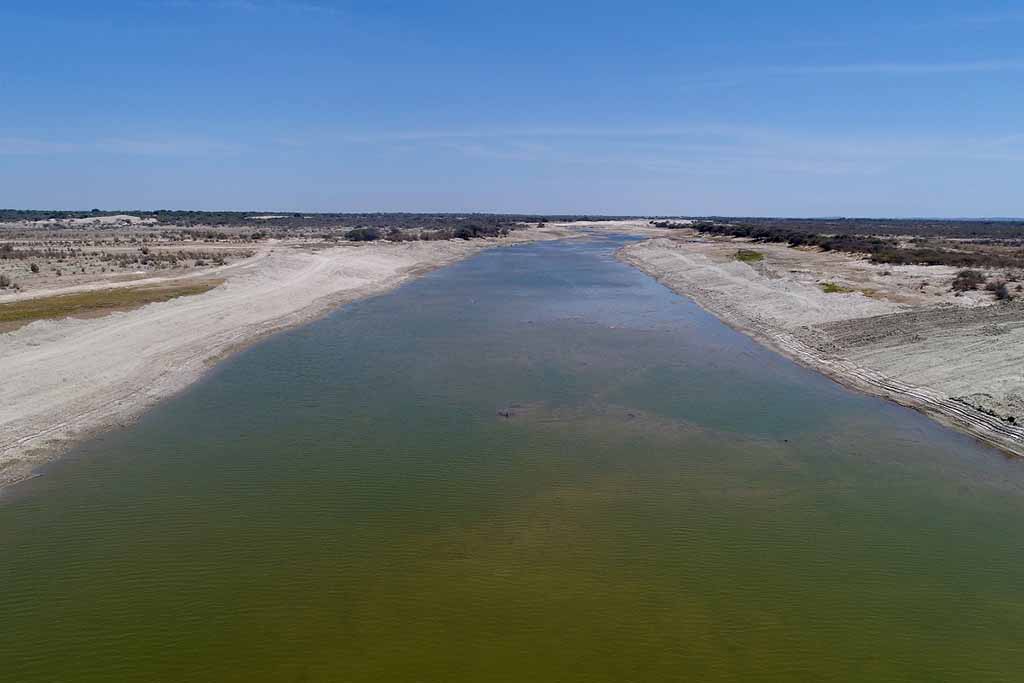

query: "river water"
left=3, top=235, right=1024, bottom=681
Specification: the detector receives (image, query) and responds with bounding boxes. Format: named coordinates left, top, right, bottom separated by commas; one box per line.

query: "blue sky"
left=1, top=1, right=1022, bottom=216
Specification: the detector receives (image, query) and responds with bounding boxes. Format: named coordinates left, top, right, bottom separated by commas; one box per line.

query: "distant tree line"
left=652, top=217, right=1024, bottom=239
left=657, top=220, right=1024, bottom=268
left=0, top=210, right=635, bottom=230
left=344, top=222, right=514, bottom=242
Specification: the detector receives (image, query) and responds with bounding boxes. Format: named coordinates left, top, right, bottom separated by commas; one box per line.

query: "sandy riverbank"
left=619, top=236, right=1024, bottom=458
left=0, top=225, right=573, bottom=487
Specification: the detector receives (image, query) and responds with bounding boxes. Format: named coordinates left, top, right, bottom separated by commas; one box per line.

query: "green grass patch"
left=0, top=279, right=222, bottom=332
left=820, top=282, right=853, bottom=294
left=734, top=249, right=764, bottom=263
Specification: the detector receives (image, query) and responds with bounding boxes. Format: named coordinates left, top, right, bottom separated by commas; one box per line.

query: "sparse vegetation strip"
left=652, top=218, right=1024, bottom=269
left=0, top=280, right=222, bottom=331
left=734, top=249, right=764, bottom=263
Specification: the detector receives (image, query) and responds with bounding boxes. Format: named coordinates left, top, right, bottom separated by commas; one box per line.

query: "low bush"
left=451, top=223, right=510, bottom=240
left=734, top=249, right=764, bottom=263
left=952, top=269, right=985, bottom=292
left=820, top=282, right=853, bottom=294
left=345, top=227, right=383, bottom=242
left=418, top=229, right=451, bottom=241
left=688, top=222, right=1024, bottom=269
left=986, top=280, right=1012, bottom=300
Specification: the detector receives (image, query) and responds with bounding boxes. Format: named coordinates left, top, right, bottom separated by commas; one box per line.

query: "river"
left=3, top=235, right=1024, bottom=681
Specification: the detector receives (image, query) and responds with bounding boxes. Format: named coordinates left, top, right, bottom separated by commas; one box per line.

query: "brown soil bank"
left=619, top=236, right=1024, bottom=458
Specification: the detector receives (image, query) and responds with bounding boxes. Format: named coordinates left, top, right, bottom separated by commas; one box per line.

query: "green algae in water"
left=3, top=236, right=1024, bottom=681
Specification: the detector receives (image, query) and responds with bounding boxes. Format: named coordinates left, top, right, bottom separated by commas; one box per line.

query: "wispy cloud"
left=955, top=9, right=1024, bottom=25
left=5, top=125, right=1022, bottom=178
left=758, top=59, right=1024, bottom=75
left=332, top=124, right=770, bottom=145
left=0, top=136, right=239, bottom=157
left=312, top=124, right=1024, bottom=177
left=96, top=138, right=241, bottom=155
left=675, top=58, right=1024, bottom=91
left=146, top=0, right=344, bottom=16
left=0, top=138, right=79, bottom=155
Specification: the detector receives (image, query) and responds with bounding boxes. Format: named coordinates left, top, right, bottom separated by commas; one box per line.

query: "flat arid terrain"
left=3, top=212, right=1024, bottom=486
left=620, top=221, right=1024, bottom=457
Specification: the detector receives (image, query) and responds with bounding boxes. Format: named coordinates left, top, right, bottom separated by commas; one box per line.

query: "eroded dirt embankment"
left=619, top=236, right=1024, bottom=457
